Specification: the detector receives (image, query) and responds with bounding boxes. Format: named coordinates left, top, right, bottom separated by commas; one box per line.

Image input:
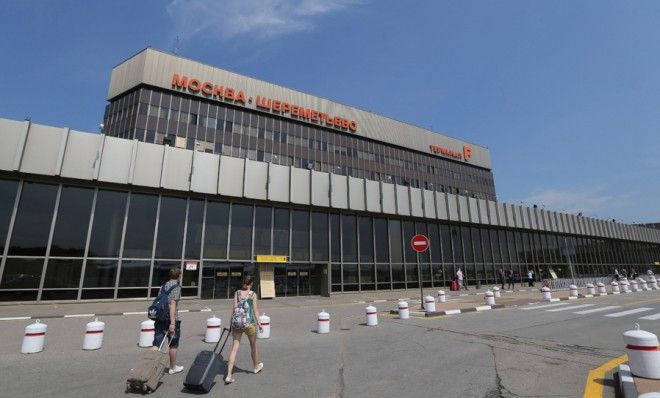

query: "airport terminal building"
left=0, top=48, right=658, bottom=302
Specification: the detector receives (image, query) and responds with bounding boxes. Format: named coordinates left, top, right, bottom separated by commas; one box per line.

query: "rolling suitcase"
left=183, top=327, right=231, bottom=393
left=126, top=335, right=171, bottom=394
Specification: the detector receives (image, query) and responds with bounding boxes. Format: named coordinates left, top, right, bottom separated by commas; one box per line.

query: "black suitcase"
left=183, top=327, right=231, bottom=393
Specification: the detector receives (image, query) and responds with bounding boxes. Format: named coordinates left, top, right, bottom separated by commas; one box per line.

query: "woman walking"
left=225, top=276, right=264, bottom=384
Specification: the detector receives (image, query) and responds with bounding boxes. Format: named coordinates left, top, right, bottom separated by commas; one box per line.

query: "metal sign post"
left=411, top=235, right=430, bottom=310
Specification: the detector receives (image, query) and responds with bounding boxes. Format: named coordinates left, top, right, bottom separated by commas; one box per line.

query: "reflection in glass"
left=43, top=259, right=82, bottom=288
left=374, top=218, right=389, bottom=263
left=50, top=186, right=94, bottom=257
left=83, top=259, right=118, bottom=288
left=204, top=201, right=229, bottom=259
left=155, top=196, right=186, bottom=258
left=185, top=200, right=204, bottom=259
left=359, top=217, right=373, bottom=263
left=0, top=179, right=18, bottom=254
left=330, top=213, right=340, bottom=262
left=253, top=206, right=272, bottom=255
left=152, top=260, right=179, bottom=286
left=342, top=215, right=357, bottom=262
left=312, top=212, right=328, bottom=261
left=119, top=260, right=151, bottom=287
left=229, top=204, right=253, bottom=259
left=389, top=220, right=403, bottom=263
left=122, top=193, right=158, bottom=258
left=292, top=210, right=310, bottom=261
left=0, top=258, right=44, bottom=289
left=8, top=182, right=58, bottom=256
left=88, top=190, right=127, bottom=258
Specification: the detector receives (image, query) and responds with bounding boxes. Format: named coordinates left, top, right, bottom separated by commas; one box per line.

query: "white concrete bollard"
left=424, top=295, right=436, bottom=313
left=569, top=285, right=578, bottom=298
left=138, top=319, right=155, bottom=348
left=541, top=287, right=552, bottom=301
left=639, top=279, right=648, bottom=291
left=317, top=310, right=330, bottom=334
left=586, top=283, right=596, bottom=295
left=623, top=327, right=660, bottom=379
left=621, top=280, right=630, bottom=293
left=611, top=281, right=620, bottom=294
left=597, top=282, right=607, bottom=295
left=650, top=277, right=659, bottom=290
left=492, top=286, right=501, bottom=298
left=21, top=320, right=47, bottom=354
left=257, top=313, right=270, bottom=339
left=398, top=300, right=410, bottom=320
left=437, top=290, right=446, bottom=303
left=365, top=305, right=378, bottom=326
left=485, top=290, right=495, bottom=306
left=204, top=316, right=222, bottom=343
left=83, top=317, right=105, bottom=350
left=631, top=280, right=639, bottom=292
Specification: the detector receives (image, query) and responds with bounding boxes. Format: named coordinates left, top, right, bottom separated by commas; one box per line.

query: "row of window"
left=103, top=88, right=496, bottom=199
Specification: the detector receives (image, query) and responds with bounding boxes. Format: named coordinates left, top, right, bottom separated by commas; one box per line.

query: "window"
left=122, top=193, right=158, bottom=258
left=49, top=186, right=94, bottom=257
left=43, top=259, right=82, bottom=288
left=389, top=219, right=403, bottom=263
left=359, top=217, right=374, bottom=263
left=229, top=204, right=253, bottom=259
left=403, top=221, right=416, bottom=263
left=203, top=201, right=229, bottom=259
left=0, top=258, right=44, bottom=289
left=8, top=182, right=58, bottom=256
left=330, top=213, right=341, bottom=262
left=254, top=206, right=272, bottom=255
left=118, top=260, right=150, bottom=287
left=155, top=197, right=186, bottom=258
left=291, top=210, right=310, bottom=261
left=185, top=199, right=204, bottom=259
left=83, top=259, right=118, bottom=288
left=273, top=208, right=290, bottom=256
left=312, top=212, right=329, bottom=261
left=0, top=179, right=18, bottom=255
left=88, top=190, right=127, bottom=258
left=342, top=215, right=357, bottom=262
left=374, top=218, right=389, bottom=263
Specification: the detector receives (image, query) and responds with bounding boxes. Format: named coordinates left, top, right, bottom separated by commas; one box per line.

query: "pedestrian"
left=527, top=269, right=534, bottom=287
left=648, top=268, right=655, bottom=277
left=225, top=276, right=264, bottom=384
left=456, top=268, right=467, bottom=290
left=614, top=268, right=620, bottom=282
left=507, top=269, right=514, bottom=290
left=152, top=267, right=184, bottom=375
left=498, top=268, right=506, bottom=289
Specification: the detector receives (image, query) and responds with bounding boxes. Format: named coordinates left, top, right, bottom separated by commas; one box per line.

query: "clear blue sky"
left=1, top=0, right=659, bottom=223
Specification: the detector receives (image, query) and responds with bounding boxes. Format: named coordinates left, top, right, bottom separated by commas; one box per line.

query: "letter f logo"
left=463, top=145, right=472, bottom=161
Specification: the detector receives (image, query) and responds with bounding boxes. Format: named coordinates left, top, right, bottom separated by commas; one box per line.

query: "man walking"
left=152, top=267, right=184, bottom=375
left=499, top=268, right=506, bottom=289
left=507, top=269, right=514, bottom=290
left=527, top=269, right=534, bottom=287
left=456, top=268, right=467, bottom=290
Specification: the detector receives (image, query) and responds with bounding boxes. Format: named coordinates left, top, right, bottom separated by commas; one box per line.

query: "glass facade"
left=0, top=176, right=658, bottom=302
left=103, top=87, right=496, bottom=200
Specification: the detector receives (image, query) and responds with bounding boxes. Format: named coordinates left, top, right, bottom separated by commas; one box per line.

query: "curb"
left=0, top=307, right=213, bottom=322
left=389, top=304, right=506, bottom=318
left=616, top=364, right=637, bottom=398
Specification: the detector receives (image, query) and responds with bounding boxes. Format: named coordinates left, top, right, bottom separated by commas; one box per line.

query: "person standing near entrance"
left=507, top=269, right=515, bottom=290
left=225, top=276, right=264, bottom=384
left=456, top=268, right=467, bottom=290
left=527, top=269, right=534, bottom=287
left=499, top=268, right=506, bottom=289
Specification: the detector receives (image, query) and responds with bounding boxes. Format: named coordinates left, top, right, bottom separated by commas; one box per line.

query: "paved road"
left=0, top=290, right=657, bottom=397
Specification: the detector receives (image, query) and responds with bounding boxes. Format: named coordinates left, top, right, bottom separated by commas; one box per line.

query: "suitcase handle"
left=213, top=327, right=231, bottom=354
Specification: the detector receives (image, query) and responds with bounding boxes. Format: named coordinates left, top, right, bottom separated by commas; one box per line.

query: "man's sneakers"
left=254, top=362, right=264, bottom=374
left=168, top=365, right=184, bottom=375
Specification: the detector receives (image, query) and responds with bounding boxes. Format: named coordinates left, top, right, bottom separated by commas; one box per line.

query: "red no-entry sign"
left=411, top=234, right=429, bottom=252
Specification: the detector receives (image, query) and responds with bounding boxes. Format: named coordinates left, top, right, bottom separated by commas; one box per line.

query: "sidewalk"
left=0, top=284, right=563, bottom=321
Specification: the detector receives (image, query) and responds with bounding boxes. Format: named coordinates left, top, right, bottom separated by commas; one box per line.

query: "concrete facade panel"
left=395, top=185, right=411, bottom=216
left=190, top=151, right=219, bottom=194
left=530, top=208, right=538, bottom=230
left=131, top=142, right=164, bottom=188
left=290, top=167, right=311, bottom=205
left=436, top=192, right=449, bottom=220
left=468, top=197, right=479, bottom=223
left=381, top=182, right=396, bottom=214
left=161, top=146, right=192, bottom=191
left=458, top=195, right=470, bottom=223
left=497, top=203, right=507, bottom=226
left=98, top=136, right=134, bottom=184
left=311, top=171, right=330, bottom=207
left=330, top=174, right=348, bottom=209
left=60, top=130, right=103, bottom=181
left=422, top=189, right=436, bottom=219
left=20, top=124, right=67, bottom=176
left=218, top=155, right=244, bottom=197
left=243, top=159, right=268, bottom=200
left=268, top=163, right=290, bottom=203
left=447, top=193, right=459, bottom=221
left=477, top=199, right=488, bottom=224
left=487, top=200, right=498, bottom=226
left=410, top=187, right=423, bottom=217
left=365, top=180, right=381, bottom=213
left=0, top=118, right=28, bottom=171
left=348, top=177, right=366, bottom=211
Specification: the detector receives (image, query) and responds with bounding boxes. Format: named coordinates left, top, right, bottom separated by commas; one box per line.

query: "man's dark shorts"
left=153, top=320, right=181, bottom=348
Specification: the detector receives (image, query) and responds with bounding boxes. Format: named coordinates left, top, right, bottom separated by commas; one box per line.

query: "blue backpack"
left=148, top=284, right=177, bottom=322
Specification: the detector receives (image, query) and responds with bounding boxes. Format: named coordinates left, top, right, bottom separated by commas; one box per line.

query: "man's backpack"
left=231, top=291, right=253, bottom=330
left=148, top=284, right=177, bottom=322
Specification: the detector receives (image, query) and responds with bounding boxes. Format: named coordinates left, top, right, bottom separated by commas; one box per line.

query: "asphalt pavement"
left=0, top=288, right=658, bottom=397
